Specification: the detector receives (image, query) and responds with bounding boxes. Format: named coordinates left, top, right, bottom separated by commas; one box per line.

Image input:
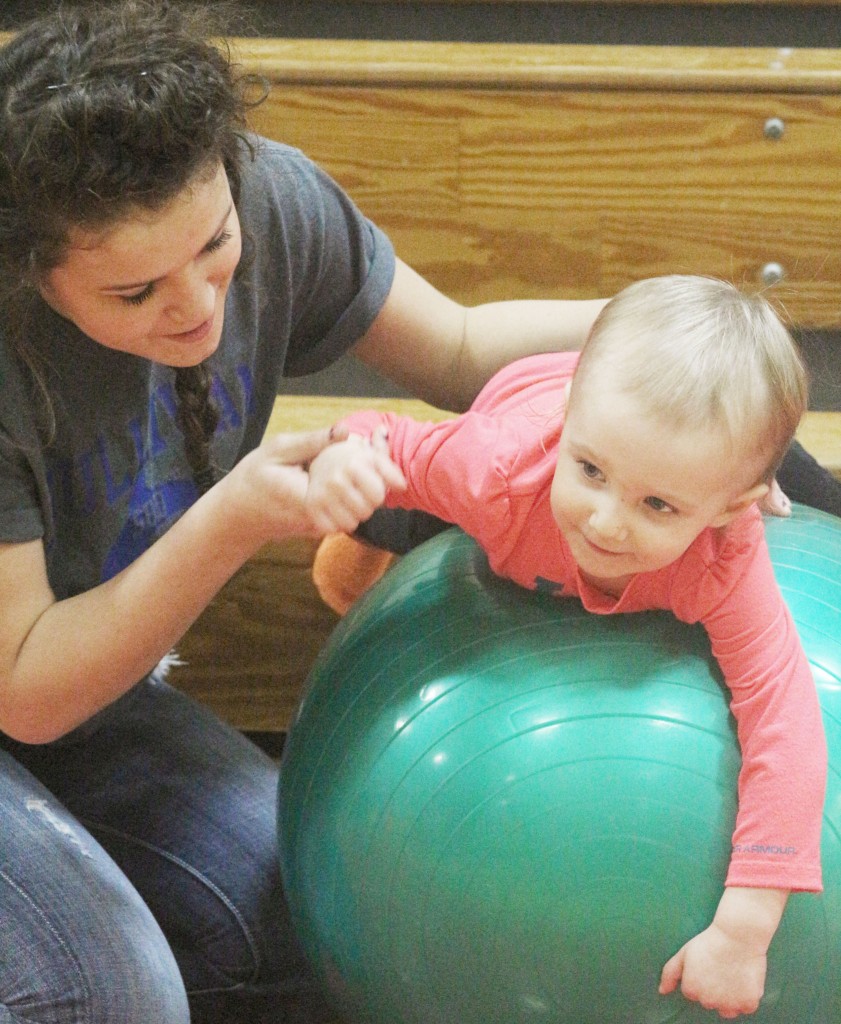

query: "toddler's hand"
left=306, top=427, right=406, bottom=535
left=660, top=886, right=787, bottom=1018
left=659, top=924, right=766, bottom=1019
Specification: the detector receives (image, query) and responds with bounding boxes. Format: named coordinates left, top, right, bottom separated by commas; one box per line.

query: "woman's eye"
left=579, top=460, right=603, bottom=481
left=121, top=284, right=155, bottom=306
left=205, top=229, right=232, bottom=255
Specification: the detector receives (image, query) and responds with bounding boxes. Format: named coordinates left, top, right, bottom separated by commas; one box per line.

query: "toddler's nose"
left=589, top=501, right=628, bottom=543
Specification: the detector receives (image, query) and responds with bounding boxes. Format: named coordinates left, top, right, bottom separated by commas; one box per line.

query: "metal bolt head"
left=761, top=262, right=785, bottom=286
left=764, top=117, right=785, bottom=140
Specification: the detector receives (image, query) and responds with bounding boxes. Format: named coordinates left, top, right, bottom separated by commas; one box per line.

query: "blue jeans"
left=0, top=672, right=333, bottom=1024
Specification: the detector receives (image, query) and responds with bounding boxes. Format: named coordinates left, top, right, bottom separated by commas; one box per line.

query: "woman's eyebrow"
left=103, top=202, right=234, bottom=292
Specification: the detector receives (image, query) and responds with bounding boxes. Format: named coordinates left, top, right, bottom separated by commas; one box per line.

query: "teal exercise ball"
left=279, top=507, right=841, bottom=1024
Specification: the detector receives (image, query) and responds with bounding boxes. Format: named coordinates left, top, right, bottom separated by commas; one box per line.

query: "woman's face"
left=39, top=163, right=242, bottom=367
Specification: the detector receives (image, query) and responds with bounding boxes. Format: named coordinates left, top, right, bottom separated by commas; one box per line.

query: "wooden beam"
left=231, top=38, right=841, bottom=93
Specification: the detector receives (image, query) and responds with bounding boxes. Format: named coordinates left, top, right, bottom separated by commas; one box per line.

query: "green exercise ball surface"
left=279, top=506, right=841, bottom=1024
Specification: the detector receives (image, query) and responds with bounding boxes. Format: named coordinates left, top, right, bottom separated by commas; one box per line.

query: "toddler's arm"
left=659, top=886, right=788, bottom=1018
left=662, top=514, right=826, bottom=1016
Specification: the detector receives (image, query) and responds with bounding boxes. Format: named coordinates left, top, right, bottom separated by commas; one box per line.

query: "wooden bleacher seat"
left=238, top=37, right=841, bottom=329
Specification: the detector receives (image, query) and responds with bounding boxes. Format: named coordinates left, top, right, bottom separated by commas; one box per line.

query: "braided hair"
left=174, top=364, right=221, bottom=494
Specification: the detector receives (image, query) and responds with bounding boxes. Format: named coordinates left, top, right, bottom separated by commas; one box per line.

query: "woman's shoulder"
left=238, top=135, right=342, bottom=213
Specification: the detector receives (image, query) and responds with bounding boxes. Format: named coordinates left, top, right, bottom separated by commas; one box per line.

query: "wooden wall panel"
left=248, top=54, right=841, bottom=325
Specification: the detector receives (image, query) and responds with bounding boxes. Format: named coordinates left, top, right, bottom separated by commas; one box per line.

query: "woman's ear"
left=710, top=482, right=770, bottom=528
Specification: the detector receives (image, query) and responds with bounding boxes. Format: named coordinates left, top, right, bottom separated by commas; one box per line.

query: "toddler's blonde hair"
left=570, top=276, right=808, bottom=482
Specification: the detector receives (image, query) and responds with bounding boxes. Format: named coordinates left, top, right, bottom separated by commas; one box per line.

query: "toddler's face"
left=550, top=378, right=768, bottom=592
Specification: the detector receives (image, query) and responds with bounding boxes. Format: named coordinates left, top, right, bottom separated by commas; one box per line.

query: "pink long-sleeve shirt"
left=342, top=351, right=826, bottom=891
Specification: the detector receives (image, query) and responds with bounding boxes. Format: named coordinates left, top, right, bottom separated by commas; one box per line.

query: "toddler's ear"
left=710, top=482, right=770, bottom=527
left=758, top=479, right=792, bottom=518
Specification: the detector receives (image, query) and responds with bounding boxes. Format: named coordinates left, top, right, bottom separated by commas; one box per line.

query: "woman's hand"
left=219, top=425, right=406, bottom=545
left=305, top=427, right=407, bottom=535
left=219, top=427, right=338, bottom=544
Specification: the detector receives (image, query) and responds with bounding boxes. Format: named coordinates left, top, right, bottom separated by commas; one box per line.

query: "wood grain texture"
left=169, top=536, right=338, bottom=732
left=797, top=412, right=841, bottom=479
left=237, top=39, right=841, bottom=327
left=232, top=39, right=841, bottom=91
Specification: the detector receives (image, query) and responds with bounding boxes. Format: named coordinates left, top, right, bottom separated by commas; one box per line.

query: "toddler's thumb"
left=658, top=950, right=683, bottom=995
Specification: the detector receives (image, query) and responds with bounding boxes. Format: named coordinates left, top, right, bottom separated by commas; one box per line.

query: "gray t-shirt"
left=0, top=138, right=396, bottom=602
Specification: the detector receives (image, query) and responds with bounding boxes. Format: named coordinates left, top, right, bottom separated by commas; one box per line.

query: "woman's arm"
left=0, top=427, right=377, bottom=744
left=353, top=259, right=607, bottom=412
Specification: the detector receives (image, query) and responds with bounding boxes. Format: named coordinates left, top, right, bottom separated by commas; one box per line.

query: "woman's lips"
left=170, top=317, right=213, bottom=344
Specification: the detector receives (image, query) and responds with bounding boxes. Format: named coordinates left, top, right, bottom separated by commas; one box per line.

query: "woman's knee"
left=0, top=861, right=190, bottom=1024
left=0, top=751, right=190, bottom=1024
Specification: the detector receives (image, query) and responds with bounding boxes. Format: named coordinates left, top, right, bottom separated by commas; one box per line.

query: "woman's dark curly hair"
left=0, top=0, right=258, bottom=491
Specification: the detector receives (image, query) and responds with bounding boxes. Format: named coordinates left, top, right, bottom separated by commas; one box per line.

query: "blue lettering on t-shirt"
left=48, top=363, right=256, bottom=583
left=101, top=467, right=198, bottom=581
left=98, top=434, right=134, bottom=505
left=212, top=374, right=244, bottom=433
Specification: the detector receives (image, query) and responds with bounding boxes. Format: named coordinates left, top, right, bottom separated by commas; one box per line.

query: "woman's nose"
left=165, top=271, right=215, bottom=327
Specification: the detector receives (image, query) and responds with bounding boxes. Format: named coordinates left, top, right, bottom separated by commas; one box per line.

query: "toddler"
left=308, top=275, right=827, bottom=1018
